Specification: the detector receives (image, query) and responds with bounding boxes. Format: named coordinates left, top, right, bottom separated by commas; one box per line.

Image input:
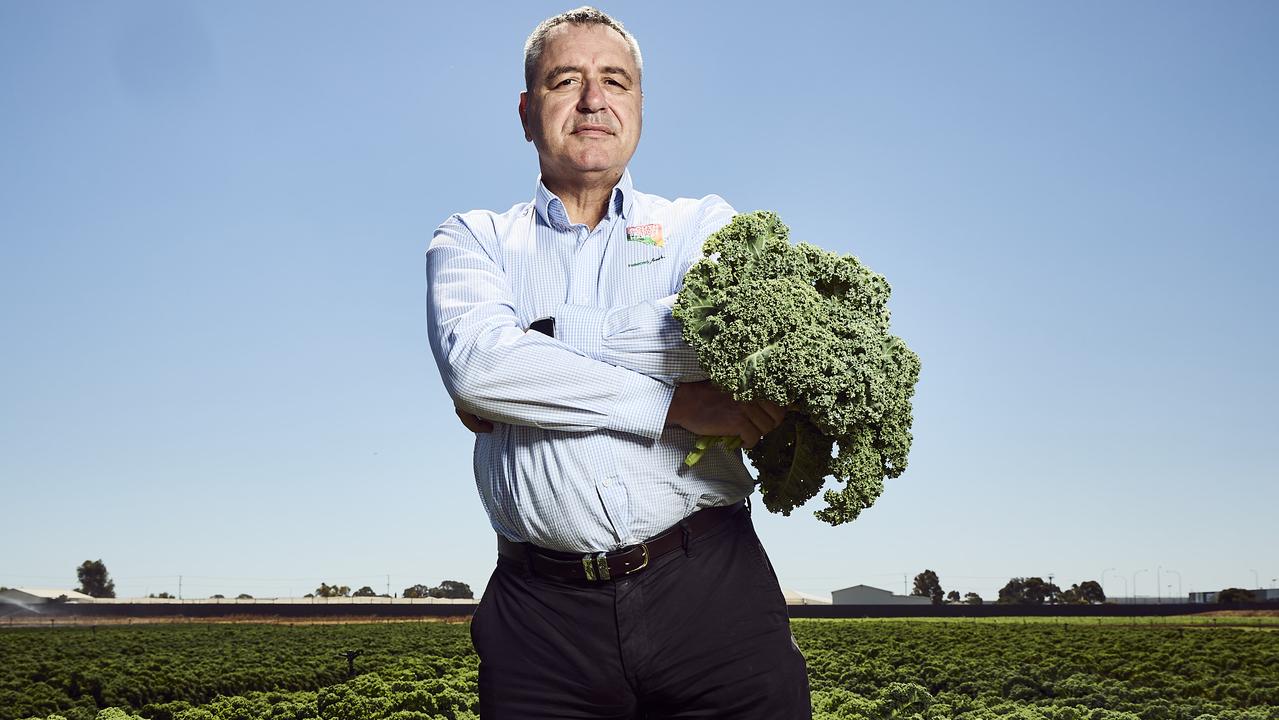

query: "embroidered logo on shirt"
left=626, top=223, right=664, bottom=248
left=627, top=256, right=665, bottom=267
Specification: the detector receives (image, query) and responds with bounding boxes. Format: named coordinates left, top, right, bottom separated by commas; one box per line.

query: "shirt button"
left=601, top=478, right=612, bottom=488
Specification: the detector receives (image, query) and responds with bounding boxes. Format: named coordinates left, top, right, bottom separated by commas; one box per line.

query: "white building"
left=782, top=588, right=831, bottom=605
left=0, top=587, right=95, bottom=608
left=831, top=584, right=932, bottom=605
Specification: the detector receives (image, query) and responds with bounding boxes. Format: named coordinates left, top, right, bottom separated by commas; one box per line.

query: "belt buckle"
left=581, top=552, right=612, bottom=582
left=580, top=544, right=650, bottom=582
left=617, top=543, right=650, bottom=578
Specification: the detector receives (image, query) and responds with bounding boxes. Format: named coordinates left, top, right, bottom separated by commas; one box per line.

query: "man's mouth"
left=573, top=124, right=613, bottom=135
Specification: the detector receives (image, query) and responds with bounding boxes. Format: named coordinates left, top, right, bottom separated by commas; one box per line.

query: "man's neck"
left=542, top=171, right=621, bottom=229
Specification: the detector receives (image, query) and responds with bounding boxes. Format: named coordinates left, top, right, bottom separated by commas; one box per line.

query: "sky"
left=2, top=1, right=1277, bottom=604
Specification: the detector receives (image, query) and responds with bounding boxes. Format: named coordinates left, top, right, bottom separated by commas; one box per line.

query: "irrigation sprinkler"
left=336, top=650, right=364, bottom=678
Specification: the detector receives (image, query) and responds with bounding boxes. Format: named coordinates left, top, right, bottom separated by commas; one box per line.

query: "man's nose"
left=576, top=78, right=608, bottom=113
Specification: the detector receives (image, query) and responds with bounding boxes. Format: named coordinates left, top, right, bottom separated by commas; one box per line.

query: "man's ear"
left=518, top=91, right=532, bottom=142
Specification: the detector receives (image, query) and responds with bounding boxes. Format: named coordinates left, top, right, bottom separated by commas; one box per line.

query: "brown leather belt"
left=497, top=502, right=745, bottom=583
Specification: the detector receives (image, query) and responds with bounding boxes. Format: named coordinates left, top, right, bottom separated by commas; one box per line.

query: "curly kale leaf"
left=673, top=211, right=921, bottom=525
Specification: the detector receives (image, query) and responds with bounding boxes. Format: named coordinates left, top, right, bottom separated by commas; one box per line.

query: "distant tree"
left=314, top=583, right=351, bottom=598
left=429, top=580, right=475, bottom=600
left=945, top=590, right=961, bottom=604
left=210, top=594, right=226, bottom=599
left=911, top=570, right=944, bottom=605
left=236, top=593, right=254, bottom=600
left=1071, top=581, right=1105, bottom=604
left=998, top=577, right=1061, bottom=605
left=352, top=586, right=377, bottom=597
left=998, top=578, right=1026, bottom=604
left=402, top=584, right=431, bottom=599
left=148, top=592, right=175, bottom=599
left=964, top=592, right=983, bottom=606
left=1218, top=588, right=1256, bottom=603
left=76, top=559, right=116, bottom=598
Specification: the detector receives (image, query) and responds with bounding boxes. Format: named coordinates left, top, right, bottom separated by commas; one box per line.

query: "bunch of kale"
left=673, top=211, right=921, bottom=525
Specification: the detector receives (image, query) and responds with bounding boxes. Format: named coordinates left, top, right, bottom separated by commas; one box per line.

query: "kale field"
left=3, top=617, right=1277, bottom=720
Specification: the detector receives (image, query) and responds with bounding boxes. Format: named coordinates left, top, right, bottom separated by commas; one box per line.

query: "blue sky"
left=2, top=1, right=1277, bottom=603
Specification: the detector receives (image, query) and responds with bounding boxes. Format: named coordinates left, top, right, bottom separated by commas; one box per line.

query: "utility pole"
left=179, top=575, right=183, bottom=601
left=1132, top=569, right=1147, bottom=603
left=1250, top=569, right=1259, bottom=589
left=386, top=574, right=390, bottom=598
left=1165, top=569, right=1182, bottom=601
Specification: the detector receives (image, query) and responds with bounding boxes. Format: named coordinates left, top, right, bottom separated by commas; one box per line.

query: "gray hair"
left=523, top=7, right=643, bottom=91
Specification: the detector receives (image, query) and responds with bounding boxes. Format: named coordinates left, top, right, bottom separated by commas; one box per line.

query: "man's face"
left=519, top=23, right=642, bottom=185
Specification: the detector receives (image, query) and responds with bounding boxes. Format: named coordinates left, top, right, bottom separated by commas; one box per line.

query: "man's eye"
left=556, top=78, right=578, bottom=87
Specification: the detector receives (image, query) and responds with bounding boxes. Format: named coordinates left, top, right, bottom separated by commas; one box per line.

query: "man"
left=426, top=7, right=811, bottom=718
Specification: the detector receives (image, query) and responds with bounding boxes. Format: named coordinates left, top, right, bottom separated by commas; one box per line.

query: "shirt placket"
left=567, top=217, right=632, bottom=548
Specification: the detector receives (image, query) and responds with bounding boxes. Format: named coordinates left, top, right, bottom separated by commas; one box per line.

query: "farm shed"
left=831, top=584, right=932, bottom=605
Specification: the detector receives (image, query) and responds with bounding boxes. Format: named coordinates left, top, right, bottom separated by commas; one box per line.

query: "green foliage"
left=427, top=582, right=473, bottom=600
left=1061, top=581, right=1107, bottom=605
left=672, top=211, right=922, bottom=524
left=912, top=570, right=945, bottom=605
left=313, top=584, right=350, bottom=598
left=800, top=619, right=1279, bottom=719
left=75, top=560, right=115, bottom=599
left=999, top=577, right=1063, bottom=605
left=1, top=622, right=475, bottom=720
left=1218, top=588, right=1256, bottom=603
left=6, top=619, right=1279, bottom=719
left=401, top=582, right=473, bottom=600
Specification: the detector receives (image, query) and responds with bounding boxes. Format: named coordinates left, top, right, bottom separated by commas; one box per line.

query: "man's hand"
left=455, top=407, right=494, bottom=433
left=665, top=381, right=785, bottom=449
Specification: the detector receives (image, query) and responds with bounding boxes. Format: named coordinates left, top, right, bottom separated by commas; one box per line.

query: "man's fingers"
left=455, top=408, right=494, bottom=433
left=756, top=400, right=786, bottom=427
left=737, top=403, right=777, bottom=449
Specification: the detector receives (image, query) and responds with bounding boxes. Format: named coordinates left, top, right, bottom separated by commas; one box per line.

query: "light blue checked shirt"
left=426, top=170, right=754, bottom=553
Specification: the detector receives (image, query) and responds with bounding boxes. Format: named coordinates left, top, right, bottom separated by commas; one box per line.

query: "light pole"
left=1165, top=569, right=1182, bottom=601
left=1102, top=568, right=1116, bottom=598
left=1133, top=569, right=1148, bottom=603
left=1251, top=569, right=1259, bottom=589
left=1156, top=566, right=1162, bottom=604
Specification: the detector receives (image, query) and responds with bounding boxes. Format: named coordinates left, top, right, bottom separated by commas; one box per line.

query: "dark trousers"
left=471, top=506, right=812, bottom=719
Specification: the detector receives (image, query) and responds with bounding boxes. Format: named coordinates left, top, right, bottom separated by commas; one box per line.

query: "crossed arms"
left=426, top=213, right=781, bottom=448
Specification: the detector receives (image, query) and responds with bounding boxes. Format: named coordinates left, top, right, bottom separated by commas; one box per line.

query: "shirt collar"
left=534, top=170, right=635, bottom=231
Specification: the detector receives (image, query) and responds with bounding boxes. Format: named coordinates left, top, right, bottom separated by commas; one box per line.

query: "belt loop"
left=679, top=519, right=693, bottom=558
left=521, top=544, right=535, bottom=581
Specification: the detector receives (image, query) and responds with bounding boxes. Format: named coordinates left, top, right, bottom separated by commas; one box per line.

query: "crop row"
left=3, top=619, right=1277, bottom=720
